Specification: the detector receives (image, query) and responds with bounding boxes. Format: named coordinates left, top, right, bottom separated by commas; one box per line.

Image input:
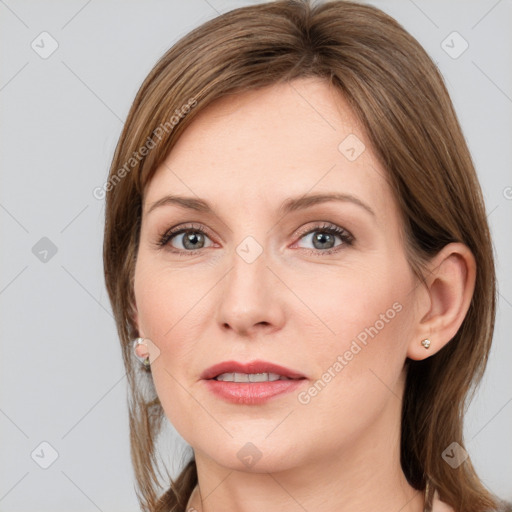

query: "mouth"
left=201, top=359, right=306, bottom=381
left=214, top=372, right=297, bottom=382
left=201, top=360, right=307, bottom=405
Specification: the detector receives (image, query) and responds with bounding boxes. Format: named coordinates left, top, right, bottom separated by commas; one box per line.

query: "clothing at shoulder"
left=440, top=499, right=512, bottom=512
left=433, top=491, right=512, bottom=512
left=433, top=496, right=455, bottom=512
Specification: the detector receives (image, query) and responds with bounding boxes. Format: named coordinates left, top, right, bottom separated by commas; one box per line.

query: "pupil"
left=314, top=232, right=333, bottom=249
left=185, top=231, right=203, bottom=249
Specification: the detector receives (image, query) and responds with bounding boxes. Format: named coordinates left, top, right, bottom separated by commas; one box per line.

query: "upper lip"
left=201, top=360, right=306, bottom=380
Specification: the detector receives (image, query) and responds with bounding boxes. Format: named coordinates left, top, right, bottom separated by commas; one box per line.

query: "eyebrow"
left=146, top=192, right=375, bottom=217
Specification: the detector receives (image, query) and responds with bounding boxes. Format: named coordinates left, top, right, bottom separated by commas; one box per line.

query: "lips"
left=201, top=360, right=307, bottom=405
left=200, top=360, right=306, bottom=381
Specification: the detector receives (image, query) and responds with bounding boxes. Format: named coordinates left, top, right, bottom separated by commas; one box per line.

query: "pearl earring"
left=133, top=337, right=151, bottom=368
left=421, top=339, right=431, bottom=349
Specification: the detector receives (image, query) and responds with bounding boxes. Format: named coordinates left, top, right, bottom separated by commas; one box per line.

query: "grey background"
left=0, top=0, right=511, bottom=510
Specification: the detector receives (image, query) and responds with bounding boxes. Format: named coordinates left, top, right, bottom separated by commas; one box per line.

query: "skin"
left=133, top=76, right=475, bottom=512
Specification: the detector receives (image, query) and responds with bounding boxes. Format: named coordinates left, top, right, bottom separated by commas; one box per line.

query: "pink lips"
left=201, top=359, right=307, bottom=405
left=201, top=360, right=306, bottom=380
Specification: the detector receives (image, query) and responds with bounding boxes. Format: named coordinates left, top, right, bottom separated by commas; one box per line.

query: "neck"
left=188, top=394, right=424, bottom=512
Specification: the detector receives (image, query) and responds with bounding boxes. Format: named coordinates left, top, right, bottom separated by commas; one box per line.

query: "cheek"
left=133, top=262, right=210, bottom=441
left=291, top=269, right=414, bottom=444
left=134, top=263, right=208, bottom=360
left=293, top=259, right=415, bottom=414
left=302, top=261, right=412, bottom=357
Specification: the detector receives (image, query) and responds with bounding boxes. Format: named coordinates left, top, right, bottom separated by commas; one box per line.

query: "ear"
left=407, top=242, right=476, bottom=360
left=130, top=302, right=151, bottom=360
left=130, top=300, right=146, bottom=339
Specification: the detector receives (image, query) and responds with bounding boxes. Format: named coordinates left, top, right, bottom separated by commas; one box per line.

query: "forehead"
left=144, top=77, right=395, bottom=223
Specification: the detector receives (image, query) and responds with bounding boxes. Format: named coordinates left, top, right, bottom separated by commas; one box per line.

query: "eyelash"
left=156, top=222, right=354, bottom=256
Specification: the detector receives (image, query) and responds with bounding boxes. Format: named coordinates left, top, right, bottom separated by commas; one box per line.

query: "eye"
left=294, top=222, right=354, bottom=255
left=156, top=221, right=354, bottom=256
left=157, top=223, right=214, bottom=254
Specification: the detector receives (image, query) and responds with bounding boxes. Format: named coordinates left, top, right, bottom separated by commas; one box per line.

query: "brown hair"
left=102, top=1, right=503, bottom=511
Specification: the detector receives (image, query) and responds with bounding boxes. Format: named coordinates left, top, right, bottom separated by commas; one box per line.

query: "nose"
left=215, top=243, right=286, bottom=338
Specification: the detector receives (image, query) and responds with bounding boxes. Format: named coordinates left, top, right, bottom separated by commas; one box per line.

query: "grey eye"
left=170, top=230, right=212, bottom=251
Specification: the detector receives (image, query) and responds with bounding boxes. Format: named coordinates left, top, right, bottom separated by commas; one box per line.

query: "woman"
left=102, top=0, right=511, bottom=511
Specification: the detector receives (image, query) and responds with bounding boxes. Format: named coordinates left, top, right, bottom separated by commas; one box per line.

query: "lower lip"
left=203, top=379, right=306, bottom=405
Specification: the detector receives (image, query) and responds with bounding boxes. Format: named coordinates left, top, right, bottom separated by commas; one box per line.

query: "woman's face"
left=134, top=76, right=422, bottom=473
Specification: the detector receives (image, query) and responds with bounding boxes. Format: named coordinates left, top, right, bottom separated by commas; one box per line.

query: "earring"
left=133, top=337, right=151, bottom=368
left=421, top=339, right=431, bottom=349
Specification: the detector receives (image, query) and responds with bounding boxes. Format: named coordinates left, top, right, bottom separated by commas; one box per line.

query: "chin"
left=193, top=435, right=308, bottom=475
